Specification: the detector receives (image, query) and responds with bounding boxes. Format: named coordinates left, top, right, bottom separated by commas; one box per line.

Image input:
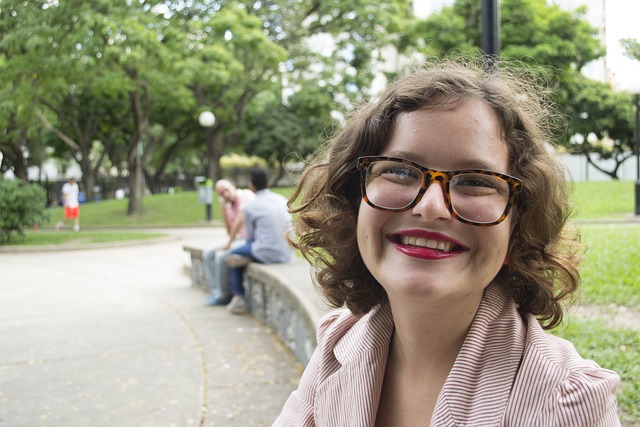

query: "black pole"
left=634, top=94, right=640, bottom=216
left=482, top=0, right=500, bottom=70
left=205, top=126, right=213, bottom=222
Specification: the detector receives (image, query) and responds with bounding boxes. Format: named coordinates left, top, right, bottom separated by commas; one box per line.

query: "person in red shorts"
left=56, top=178, right=80, bottom=232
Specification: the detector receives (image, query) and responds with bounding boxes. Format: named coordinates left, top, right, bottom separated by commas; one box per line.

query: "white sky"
left=603, top=0, right=640, bottom=92
left=412, top=0, right=640, bottom=92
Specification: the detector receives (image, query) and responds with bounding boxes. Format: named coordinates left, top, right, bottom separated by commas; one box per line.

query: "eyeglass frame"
left=356, top=156, right=524, bottom=226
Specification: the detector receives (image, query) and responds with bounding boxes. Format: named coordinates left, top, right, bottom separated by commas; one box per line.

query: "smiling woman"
left=273, top=59, right=622, bottom=427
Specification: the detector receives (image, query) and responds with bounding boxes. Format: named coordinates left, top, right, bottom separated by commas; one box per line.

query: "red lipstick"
left=387, top=230, right=467, bottom=260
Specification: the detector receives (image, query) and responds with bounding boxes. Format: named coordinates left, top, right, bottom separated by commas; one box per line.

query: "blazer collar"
left=317, top=285, right=525, bottom=426
left=432, top=285, right=526, bottom=425
left=316, top=305, right=394, bottom=426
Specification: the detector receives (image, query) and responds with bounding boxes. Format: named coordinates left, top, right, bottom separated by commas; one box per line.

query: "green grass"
left=572, top=180, right=635, bottom=219
left=553, top=318, right=640, bottom=424
left=578, top=224, right=640, bottom=308
left=42, top=188, right=294, bottom=228
left=4, top=230, right=166, bottom=246
left=43, top=192, right=208, bottom=227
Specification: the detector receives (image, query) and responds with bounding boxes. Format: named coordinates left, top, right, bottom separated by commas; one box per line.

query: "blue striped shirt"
left=244, top=189, right=293, bottom=263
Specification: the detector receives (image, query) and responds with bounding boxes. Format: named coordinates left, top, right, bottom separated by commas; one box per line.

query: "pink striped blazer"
left=273, top=284, right=620, bottom=426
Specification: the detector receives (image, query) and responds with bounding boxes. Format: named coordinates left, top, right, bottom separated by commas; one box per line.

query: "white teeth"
left=400, top=236, right=454, bottom=252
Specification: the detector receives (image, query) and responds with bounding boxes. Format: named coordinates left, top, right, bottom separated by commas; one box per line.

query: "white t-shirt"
left=62, top=182, right=80, bottom=208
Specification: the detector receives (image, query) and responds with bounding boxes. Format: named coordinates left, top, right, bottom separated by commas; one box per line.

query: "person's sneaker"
left=204, top=295, right=231, bottom=306
left=225, top=255, right=251, bottom=268
left=73, top=224, right=80, bottom=232
left=55, top=222, right=63, bottom=231
left=228, top=298, right=248, bottom=315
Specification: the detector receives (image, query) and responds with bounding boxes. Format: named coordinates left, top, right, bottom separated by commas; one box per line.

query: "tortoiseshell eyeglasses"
left=356, top=156, right=524, bottom=226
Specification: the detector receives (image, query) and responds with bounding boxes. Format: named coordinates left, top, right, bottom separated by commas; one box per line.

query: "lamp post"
left=198, top=110, right=216, bottom=221
left=634, top=94, right=640, bottom=216
left=481, top=0, right=500, bottom=70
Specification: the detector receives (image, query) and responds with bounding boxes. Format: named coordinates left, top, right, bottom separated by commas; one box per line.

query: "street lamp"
left=199, top=110, right=216, bottom=221
left=634, top=94, right=640, bottom=216
left=481, top=0, right=500, bottom=70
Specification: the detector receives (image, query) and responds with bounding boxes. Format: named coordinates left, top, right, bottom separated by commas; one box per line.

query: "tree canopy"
left=1, top=0, right=637, bottom=213
left=1, top=0, right=411, bottom=213
left=400, top=0, right=635, bottom=178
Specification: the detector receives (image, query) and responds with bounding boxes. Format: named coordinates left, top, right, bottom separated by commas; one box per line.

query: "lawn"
left=578, top=224, right=640, bottom=308
left=2, top=230, right=166, bottom=246
left=41, top=187, right=294, bottom=228
left=572, top=180, right=635, bottom=219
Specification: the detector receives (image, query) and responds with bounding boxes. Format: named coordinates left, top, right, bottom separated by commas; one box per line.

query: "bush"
left=0, top=179, right=50, bottom=242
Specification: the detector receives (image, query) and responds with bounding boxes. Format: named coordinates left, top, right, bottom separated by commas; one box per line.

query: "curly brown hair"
left=289, top=58, right=582, bottom=330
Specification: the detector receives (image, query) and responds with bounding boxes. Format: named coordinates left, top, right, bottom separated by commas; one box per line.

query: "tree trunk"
left=127, top=147, right=144, bottom=215
left=585, top=153, right=621, bottom=180
left=80, top=156, right=95, bottom=202
left=126, top=90, right=148, bottom=216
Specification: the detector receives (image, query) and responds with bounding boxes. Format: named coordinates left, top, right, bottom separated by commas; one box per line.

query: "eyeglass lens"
left=364, top=160, right=511, bottom=224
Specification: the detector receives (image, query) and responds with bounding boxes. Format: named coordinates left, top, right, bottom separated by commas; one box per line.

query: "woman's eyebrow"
left=382, top=151, right=506, bottom=172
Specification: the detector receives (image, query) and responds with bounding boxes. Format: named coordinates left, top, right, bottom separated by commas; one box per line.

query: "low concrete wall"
left=183, top=246, right=332, bottom=366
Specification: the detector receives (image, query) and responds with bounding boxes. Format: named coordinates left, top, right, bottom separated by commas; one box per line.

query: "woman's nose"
left=410, top=182, right=452, bottom=221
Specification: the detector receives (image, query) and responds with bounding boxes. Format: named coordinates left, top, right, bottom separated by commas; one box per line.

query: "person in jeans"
left=223, top=168, right=293, bottom=314
left=203, top=179, right=255, bottom=306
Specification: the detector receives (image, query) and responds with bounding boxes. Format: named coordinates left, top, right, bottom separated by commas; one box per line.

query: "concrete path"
left=0, top=228, right=301, bottom=427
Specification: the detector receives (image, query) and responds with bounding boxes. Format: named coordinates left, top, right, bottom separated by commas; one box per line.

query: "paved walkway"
left=0, top=228, right=301, bottom=427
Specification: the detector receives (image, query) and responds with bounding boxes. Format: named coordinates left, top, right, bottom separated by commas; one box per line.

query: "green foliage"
left=0, top=179, right=50, bottom=242
left=405, top=0, right=604, bottom=68
left=220, top=153, right=268, bottom=169
left=402, top=0, right=635, bottom=179
left=241, top=84, right=338, bottom=170
left=621, top=38, right=640, bottom=61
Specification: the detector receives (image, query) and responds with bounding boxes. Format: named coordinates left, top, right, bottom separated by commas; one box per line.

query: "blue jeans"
left=229, top=243, right=259, bottom=297
left=204, top=239, right=245, bottom=301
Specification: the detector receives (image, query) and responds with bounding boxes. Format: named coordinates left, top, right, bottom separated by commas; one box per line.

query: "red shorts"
left=64, top=206, right=80, bottom=219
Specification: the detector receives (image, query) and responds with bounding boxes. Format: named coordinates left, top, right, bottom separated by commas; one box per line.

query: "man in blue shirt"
left=222, top=168, right=293, bottom=314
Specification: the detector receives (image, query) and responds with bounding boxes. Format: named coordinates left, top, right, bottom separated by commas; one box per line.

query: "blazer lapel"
left=432, top=285, right=526, bottom=426
left=315, top=305, right=394, bottom=427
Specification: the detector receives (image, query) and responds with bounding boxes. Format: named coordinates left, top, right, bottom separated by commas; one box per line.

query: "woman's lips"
left=387, top=230, right=467, bottom=260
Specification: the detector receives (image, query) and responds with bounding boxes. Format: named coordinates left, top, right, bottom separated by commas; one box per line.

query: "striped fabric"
left=243, top=189, right=292, bottom=264
left=273, top=284, right=620, bottom=426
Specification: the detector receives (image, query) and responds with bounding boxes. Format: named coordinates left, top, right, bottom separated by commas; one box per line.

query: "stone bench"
left=183, top=245, right=332, bottom=365
left=183, top=246, right=208, bottom=292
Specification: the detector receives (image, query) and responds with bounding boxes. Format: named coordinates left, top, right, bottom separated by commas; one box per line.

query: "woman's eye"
left=457, top=176, right=497, bottom=188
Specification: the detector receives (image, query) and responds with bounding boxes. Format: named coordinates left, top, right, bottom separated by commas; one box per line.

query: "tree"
left=562, top=75, right=635, bottom=179
left=0, top=1, right=52, bottom=180
left=400, top=0, right=638, bottom=179
left=246, top=0, right=414, bottom=106
left=242, top=82, right=338, bottom=184
left=404, top=0, right=603, bottom=72
left=2, top=0, right=414, bottom=209
left=621, top=38, right=640, bottom=61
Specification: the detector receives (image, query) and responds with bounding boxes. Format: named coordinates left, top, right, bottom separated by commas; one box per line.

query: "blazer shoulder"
left=518, top=315, right=621, bottom=425
left=316, top=309, right=360, bottom=349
